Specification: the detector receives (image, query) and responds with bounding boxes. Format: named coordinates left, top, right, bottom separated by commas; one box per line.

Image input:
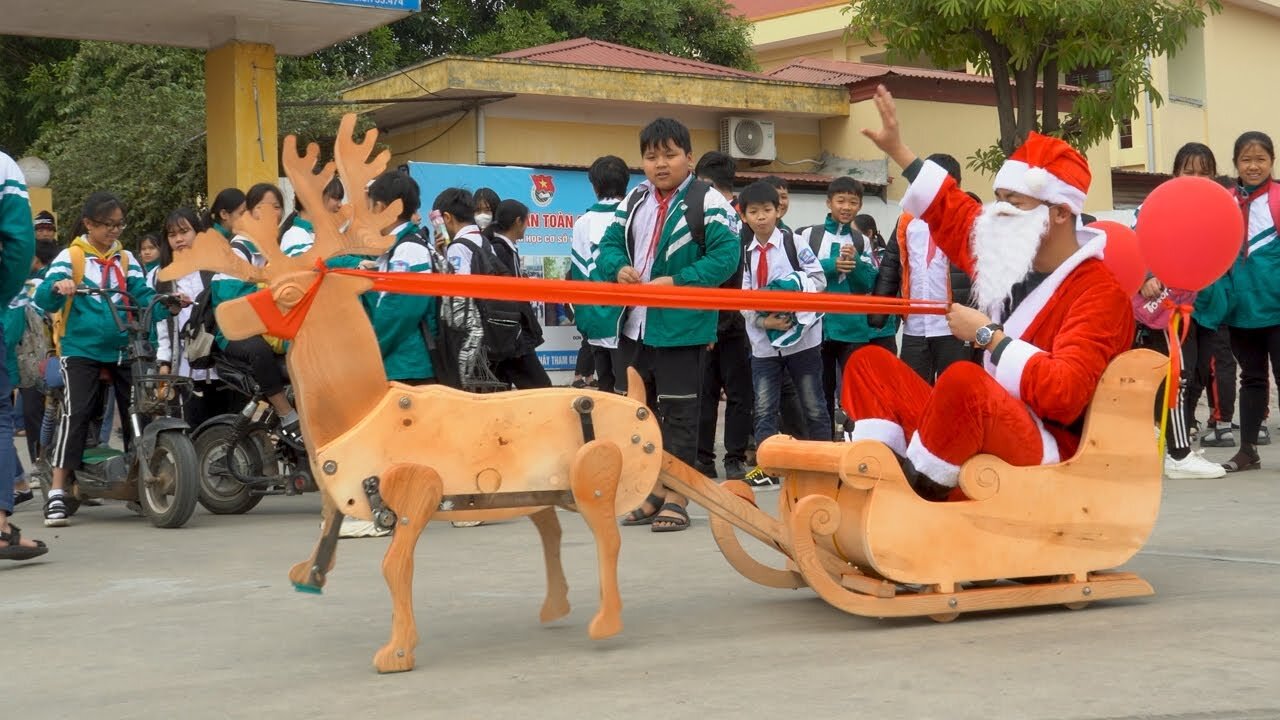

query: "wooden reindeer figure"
left=161, top=115, right=664, bottom=673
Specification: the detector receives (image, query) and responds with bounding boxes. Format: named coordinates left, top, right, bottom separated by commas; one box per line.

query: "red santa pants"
left=840, top=345, right=1061, bottom=489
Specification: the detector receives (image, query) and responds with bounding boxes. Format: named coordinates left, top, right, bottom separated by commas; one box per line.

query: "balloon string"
left=1158, top=312, right=1181, bottom=454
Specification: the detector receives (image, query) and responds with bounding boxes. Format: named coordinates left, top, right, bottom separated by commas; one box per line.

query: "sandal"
left=620, top=493, right=665, bottom=526
left=13, top=489, right=33, bottom=506
left=651, top=502, right=690, bottom=533
left=0, top=524, right=49, bottom=561
left=1222, top=450, right=1261, bottom=473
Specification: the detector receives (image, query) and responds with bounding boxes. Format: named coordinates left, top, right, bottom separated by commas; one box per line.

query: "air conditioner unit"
left=720, top=117, right=777, bottom=161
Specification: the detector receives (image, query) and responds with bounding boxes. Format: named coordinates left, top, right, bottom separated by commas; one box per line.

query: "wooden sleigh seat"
left=660, top=348, right=1167, bottom=621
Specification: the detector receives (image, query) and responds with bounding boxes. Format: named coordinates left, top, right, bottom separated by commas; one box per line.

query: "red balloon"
left=1135, top=176, right=1243, bottom=291
left=1088, top=220, right=1145, bottom=295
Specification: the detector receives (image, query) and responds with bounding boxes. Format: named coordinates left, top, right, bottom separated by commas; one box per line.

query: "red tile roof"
left=729, top=0, right=843, bottom=20
left=768, top=57, right=987, bottom=86
left=497, top=38, right=770, bottom=80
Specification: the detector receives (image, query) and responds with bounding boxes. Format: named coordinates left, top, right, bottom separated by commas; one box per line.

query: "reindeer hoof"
left=587, top=613, right=622, bottom=640
left=540, top=596, right=571, bottom=624
left=289, top=560, right=326, bottom=591
left=374, top=645, right=416, bottom=674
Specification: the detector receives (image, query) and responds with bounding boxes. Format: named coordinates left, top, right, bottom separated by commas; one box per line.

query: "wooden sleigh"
left=660, top=349, right=1167, bottom=622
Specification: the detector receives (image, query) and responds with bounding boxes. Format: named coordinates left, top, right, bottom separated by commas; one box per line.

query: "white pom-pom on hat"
left=1024, top=166, right=1050, bottom=194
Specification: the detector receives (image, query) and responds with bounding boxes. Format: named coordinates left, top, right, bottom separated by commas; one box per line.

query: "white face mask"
left=475, top=212, right=493, bottom=229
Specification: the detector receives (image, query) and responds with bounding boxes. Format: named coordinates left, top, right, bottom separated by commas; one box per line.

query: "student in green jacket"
left=599, top=117, right=741, bottom=532
left=202, top=187, right=246, bottom=242
left=34, top=192, right=177, bottom=527
left=1223, top=131, right=1280, bottom=473
left=801, top=177, right=894, bottom=438
left=367, top=170, right=439, bottom=385
left=0, top=150, right=39, bottom=558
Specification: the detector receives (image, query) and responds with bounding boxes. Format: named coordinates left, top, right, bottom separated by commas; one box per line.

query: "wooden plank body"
left=316, top=383, right=662, bottom=524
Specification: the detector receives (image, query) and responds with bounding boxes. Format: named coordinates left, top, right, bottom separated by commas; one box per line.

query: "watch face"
left=976, top=327, right=992, bottom=346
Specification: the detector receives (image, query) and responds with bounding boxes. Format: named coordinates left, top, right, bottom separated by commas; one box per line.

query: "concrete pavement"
left=3, top=441, right=1278, bottom=720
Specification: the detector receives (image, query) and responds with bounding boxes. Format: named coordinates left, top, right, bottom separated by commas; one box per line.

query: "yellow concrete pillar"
left=205, top=41, right=278, bottom=196
left=28, top=187, right=54, bottom=219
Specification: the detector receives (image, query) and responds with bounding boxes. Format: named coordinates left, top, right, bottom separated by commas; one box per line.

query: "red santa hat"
left=992, top=132, right=1091, bottom=215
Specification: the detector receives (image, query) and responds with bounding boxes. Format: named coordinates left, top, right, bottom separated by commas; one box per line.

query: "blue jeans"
left=751, top=346, right=829, bottom=444
left=0, top=323, right=16, bottom=515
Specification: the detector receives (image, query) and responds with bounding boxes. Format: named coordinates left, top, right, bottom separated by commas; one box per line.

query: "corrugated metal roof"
left=768, top=57, right=988, bottom=86
left=728, top=0, right=843, bottom=20
left=497, top=38, right=770, bottom=80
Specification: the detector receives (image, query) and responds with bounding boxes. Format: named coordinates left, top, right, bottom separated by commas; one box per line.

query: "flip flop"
left=651, top=502, right=690, bottom=533
left=620, top=493, right=665, bottom=526
left=0, top=524, right=48, bottom=561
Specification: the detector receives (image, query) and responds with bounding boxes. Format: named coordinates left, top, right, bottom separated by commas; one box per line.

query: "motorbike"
left=192, top=354, right=315, bottom=515
left=35, top=287, right=200, bottom=528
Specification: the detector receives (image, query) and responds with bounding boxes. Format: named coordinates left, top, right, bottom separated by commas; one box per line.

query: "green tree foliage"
left=0, top=37, right=79, bottom=155
left=847, top=0, right=1222, bottom=172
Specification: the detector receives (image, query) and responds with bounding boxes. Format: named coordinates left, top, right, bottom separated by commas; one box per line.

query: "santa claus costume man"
left=844, top=85, right=1135, bottom=501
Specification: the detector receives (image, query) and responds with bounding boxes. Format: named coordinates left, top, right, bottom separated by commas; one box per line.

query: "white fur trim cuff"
left=849, top=418, right=907, bottom=456
left=906, top=432, right=961, bottom=488
left=901, top=160, right=952, bottom=218
left=994, top=339, right=1044, bottom=400
left=994, top=159, right=1086, bottom=215
left=1031, top=413, right=1061, bottom=465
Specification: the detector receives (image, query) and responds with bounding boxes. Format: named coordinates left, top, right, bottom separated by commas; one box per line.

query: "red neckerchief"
left=1237, top=179, right=1272, bottom=257
left=93, top=256, right=133, bottom=321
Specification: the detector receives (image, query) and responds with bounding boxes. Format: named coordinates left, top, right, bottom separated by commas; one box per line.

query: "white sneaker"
left=339, top=517, right=391, bottom=538
left=1164, top=451, right=1227, bottom=479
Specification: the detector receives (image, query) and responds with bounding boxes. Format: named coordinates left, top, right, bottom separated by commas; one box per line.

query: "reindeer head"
left=160, top=114, right=405, bottom=340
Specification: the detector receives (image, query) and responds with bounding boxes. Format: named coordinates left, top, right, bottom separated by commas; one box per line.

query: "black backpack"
left=167, top=270, right=218, bottom=370
left=448, top=235, right=529, bottom=362
left=740, top=227, right=804, bottom=284
left=799, top=225, right=865, bottom=258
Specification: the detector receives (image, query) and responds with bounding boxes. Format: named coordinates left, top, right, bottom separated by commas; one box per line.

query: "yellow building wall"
left=385, top=115, right=822, bottom=175
left=750, top=4, right=850, bottom=49
left=28, top=187, right=53, bottom=219
left=1202, top=3, right=1280, bottom=172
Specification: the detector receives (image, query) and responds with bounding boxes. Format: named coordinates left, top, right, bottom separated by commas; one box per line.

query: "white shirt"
left=741, top=228, right=827, bottom=357
left=622, top=175, right=693, bottom=342
left=901, top=217, right=953, bottom=337
left=445, top=225, right=485, bottom=275
left=491, top=233, right=523, bottom=276
left=571, top=199, right=622, bottom=349
left=155, top=270, right=217, bottom=381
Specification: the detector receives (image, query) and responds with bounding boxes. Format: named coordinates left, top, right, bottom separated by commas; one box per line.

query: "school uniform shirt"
left=597, top=176, right=741, bottom=348
left=155, top=269, right=217, bottom=382
left=741, top=227, right=827, bottom=358
left=445, top=225, right=486, bottom=275
left=901, top=217, right=953, bottom=338
left=570, top=198, right=624, bottom=349
left=1225, top=182, right=1280, bottom=329
left=370, top=222, right=438, bottom=382
left=0, top=152, right=36, bottom=306
left=34, top=237, right=165, bottom=363
left=281, top=217, right=315, bottom=257
left=800, top=217, right=880, bottom=344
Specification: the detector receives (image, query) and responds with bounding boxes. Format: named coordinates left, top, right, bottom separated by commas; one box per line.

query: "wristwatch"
left=974, top=322, right=1003, bottom=348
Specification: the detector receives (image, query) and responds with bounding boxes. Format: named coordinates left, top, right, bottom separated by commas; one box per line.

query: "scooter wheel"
left=139, top=432, right=200, bottom=528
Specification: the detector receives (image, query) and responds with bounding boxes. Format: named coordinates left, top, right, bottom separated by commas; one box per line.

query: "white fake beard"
left=970, top=202, right=1051, bottom=316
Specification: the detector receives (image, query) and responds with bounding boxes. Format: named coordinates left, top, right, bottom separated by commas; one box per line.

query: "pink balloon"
left=1088, top=220, right=1145, bottom=295
left=1135, top=176, right=1243, bottom=291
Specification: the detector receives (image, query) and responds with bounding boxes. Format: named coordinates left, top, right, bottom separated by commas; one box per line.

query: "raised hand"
left=859, top=85, right=917, bottom=170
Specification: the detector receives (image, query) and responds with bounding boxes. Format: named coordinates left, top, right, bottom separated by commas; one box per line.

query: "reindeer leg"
left=569, top=440, right=624, bottom=640
left=530, top=507, right=571, bottom=623
left=372, top=463, right=444, bottom=674
left=289, top=491, right=343, bottom=593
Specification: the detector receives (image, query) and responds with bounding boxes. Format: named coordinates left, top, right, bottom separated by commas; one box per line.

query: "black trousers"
left=1187, top=324, right=1237, bottom=427
left=185, top=379, right=239, bottom=430
left=1228, top=324, right=1280, bottom=448
left=899, top=334, right=974, bottom=384
left=224, top=336, right=287, bottom=397
left=573, top=337, right=595, bottom=376
left=822, top=336, right=897, bottom=435
left=494, top=352, right=551, bottom=389
left=53, top=357, right=133, bottom=470
left=1136, top=324, right=1197, bottom=457
left=619, top=338, right=704, bottom=468
left=592, top=346, right=617, bottom=394
left=696, top=325, right=751, bottom=467
left=20, top=386, right=45, bottom=458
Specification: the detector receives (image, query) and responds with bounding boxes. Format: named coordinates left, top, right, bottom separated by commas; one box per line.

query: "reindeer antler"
left=158, top=229, right=267, bottom=284
left=332, top=113, right=401, bottom=256
left=281, top=134, right=348, bottom=262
